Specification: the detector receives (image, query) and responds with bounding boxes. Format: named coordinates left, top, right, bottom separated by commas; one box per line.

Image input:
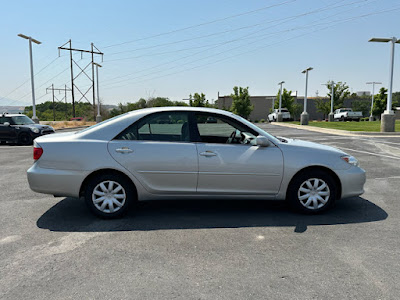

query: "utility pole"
left=277, top=81, right=285, bottom=122
left=301, top=67, right=313, bottom=125
left=18, top=34, right=41, bottom=123
left=46, top=85, right=72, bottom=121
left=366, top=82, right=382, bottom=121
left=58, top=40, right=103, bottom=121
left=369, top=37, right=400, bottom=132
left=93, top=62, right=102, bottom=123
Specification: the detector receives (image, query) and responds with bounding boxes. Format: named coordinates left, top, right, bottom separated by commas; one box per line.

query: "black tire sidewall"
left=287, top=170, right=337, bottom=214
left=85, top=173, right=134, bottom=219
left=18, top=133, right=32, bottom=145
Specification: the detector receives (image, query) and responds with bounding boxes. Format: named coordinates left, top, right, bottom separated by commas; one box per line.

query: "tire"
left=18, top=133, right=32, bottom=145
left=84, top=173, right=135, bottom=219
left=287, top=170, right=337, bottom=214
left=340, top=116, right=345, bottom=122
left=273, top=117, right=276, bottom=122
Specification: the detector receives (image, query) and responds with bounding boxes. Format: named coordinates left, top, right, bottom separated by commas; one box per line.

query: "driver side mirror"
left=256, top=136, right=271, bottom=147
left=3, top=122, right=10, bottom=127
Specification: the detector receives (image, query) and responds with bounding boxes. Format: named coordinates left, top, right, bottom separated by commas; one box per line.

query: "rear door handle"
left=116, top=147, right=133, bottom=154
left=199, top=151, right=217, bottom=157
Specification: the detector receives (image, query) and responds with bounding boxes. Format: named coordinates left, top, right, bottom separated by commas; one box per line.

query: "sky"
left=1, top=0, right=400, bottom=107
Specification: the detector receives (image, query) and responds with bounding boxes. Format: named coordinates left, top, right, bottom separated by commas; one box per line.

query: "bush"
left=260, top=119, right=265, bottom=123
left=254, top=120, right=259, bottom=123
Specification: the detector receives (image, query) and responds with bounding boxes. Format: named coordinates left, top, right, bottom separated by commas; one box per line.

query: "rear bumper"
left=338, top=166, right=366, bottom=199
left=27, top=163, right=88, bottom=198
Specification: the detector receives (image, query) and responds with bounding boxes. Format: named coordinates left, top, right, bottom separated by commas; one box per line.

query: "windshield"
left=234, top=115, right=280, bottom=144
left=11, top=115, right=35, bottom=125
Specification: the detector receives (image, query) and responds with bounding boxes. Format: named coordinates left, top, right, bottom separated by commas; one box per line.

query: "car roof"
left=1, top=113, right=27, bottom=117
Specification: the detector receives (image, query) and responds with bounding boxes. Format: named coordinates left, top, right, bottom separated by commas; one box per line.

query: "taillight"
left=33, top=147, right=43, bottom=161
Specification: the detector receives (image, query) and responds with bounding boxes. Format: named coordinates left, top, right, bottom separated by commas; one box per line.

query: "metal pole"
left=330, top=81, right=334, bottom=114
left=304, top=70, right=309, bottom=113
left=96, top=65, right=102, bottom=122
left=69, top=40, right=75, bottom=118
left=279, top=83, right=283, bottom=112
left=52, top=84, right=55, bottom=121
left=28, top=38, right=38, bottom=123
left=387, top=38, right=396, bottom=113
left=370, top=83, right=375, bottom=118
left=65, top=85, right=68, bottom=120
left=91, top=43, right=96, bottom=121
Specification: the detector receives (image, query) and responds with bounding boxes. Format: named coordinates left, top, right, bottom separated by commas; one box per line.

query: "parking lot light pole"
left=277, top=81, right=285, bottom=122
left=369, top=37, right=400, bottom=132
left=18, top=34, right=41, bottom=124
left=321, top=81, right=335, bottom=122
left=366, top=81, right=381, bottom=121
left=300, top=67, right=313, bottom=125
left=93, top=62, right=102, bottom=123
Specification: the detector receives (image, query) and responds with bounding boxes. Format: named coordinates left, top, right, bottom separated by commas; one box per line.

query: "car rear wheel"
left=18, top=133, right=32, bottom=145
left=84, top=173, right=134, bottom=219
left=287, top=170, right=337, bottom=214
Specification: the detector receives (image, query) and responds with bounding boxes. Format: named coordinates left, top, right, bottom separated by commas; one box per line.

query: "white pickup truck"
left=333, top=108, right=363, bottom=122
left=268, top=108, right=291, bottom=122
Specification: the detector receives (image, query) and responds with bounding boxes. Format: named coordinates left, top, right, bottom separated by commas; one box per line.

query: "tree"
left=291, top=103, right=303, bottom=121
left=372, top=87, right=388, bottom=117
left=274, top=88, right=294, bottom=114
left=189, top=93, right=207, bottom=107
left=230, top=86, right=253, bottom=119
left=315, top=81, right=351, bottom=118
left=326, top=81, right=350, bottom=109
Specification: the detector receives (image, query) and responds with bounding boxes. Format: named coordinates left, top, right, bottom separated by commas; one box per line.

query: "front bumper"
left=27, top=163, right=88, bottom=198
left=338, top=166, right=366, bottom=199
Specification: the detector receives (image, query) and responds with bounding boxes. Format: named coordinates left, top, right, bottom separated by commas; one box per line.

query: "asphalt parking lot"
left=1, top=125, right=400, bottom=299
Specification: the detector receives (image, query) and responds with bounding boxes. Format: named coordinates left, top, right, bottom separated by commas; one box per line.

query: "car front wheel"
left=287, top=170, right=337, bottom=214
left=84, top=173, right=134, bottom=218
left=18, top=133, right=32, bottom=145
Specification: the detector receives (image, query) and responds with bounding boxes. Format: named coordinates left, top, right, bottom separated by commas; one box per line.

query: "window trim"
left=113, top=110, right=193, bottom=143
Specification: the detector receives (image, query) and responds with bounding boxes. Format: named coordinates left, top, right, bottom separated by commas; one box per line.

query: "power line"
left=103, top=5, right=399, bottom=91
left=102, top=0, right=297, bottom=49
left=102, top=0, right=376, bottom=88
left=101, top=0, right=372, bottom=85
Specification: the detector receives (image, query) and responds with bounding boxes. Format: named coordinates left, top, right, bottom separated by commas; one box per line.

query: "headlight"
left=341, top=155, right=359, bottom=167
left=30, top=127, right=40, bottom=134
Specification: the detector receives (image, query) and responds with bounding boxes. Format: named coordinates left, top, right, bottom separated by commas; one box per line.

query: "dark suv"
left=0, top=113, right=55, bottom=145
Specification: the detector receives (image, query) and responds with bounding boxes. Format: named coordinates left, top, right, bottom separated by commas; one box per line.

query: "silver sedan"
left=27, top=107, right=366, bottom=218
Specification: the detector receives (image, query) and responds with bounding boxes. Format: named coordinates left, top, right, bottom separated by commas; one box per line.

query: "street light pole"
left=18, top=34, right=41, bottom=123
left=277, top=81, right=285, bottom=122
left=93, top=62, right=102, bottom=123
left=300, top=67, right=313, bottom=125
left=369, top=37, right=400, bottom=132
left=366, top=82, right=381, bottom=121
left=321, top=81, right=335, bottom=122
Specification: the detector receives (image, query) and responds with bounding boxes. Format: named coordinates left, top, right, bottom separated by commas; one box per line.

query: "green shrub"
left=260, top=119, right=265, bottom=123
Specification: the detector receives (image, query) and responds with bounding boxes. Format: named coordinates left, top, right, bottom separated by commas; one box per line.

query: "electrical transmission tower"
left=46, top=84, right=72, bottom=121
left=58, top=40, right=103, bottom=119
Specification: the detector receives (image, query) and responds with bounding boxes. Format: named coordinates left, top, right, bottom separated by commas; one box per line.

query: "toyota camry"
left=27, top=107, right=366, bottom=218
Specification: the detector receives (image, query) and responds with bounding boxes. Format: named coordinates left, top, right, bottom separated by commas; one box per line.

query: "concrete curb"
left=267, top=122, right=400, bottom=137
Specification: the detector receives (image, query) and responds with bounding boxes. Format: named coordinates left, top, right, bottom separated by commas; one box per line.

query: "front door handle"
left=116, top=147, right=133, bottom=154
left=199, top=151, right=217, bottom=157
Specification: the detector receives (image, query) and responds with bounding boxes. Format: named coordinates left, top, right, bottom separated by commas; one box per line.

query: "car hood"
left=279, top=138, right=346, bottom=155
left=17, top=124, right=54, bottom=130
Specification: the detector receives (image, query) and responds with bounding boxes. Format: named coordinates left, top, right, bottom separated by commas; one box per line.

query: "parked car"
left=27, top=107, right=365, bottom=218
left=333, top=108, right=363, bottom=122
left=0, top=113, right=55, bottom=145
left=268, top=108, right=291, bottom=122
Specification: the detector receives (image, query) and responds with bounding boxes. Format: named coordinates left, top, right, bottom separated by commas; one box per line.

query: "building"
left=217, top=95, right=328, bottom=121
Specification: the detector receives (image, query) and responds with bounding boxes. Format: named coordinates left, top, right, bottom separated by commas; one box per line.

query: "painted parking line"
left=334, top=146, right=400, bottom=160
